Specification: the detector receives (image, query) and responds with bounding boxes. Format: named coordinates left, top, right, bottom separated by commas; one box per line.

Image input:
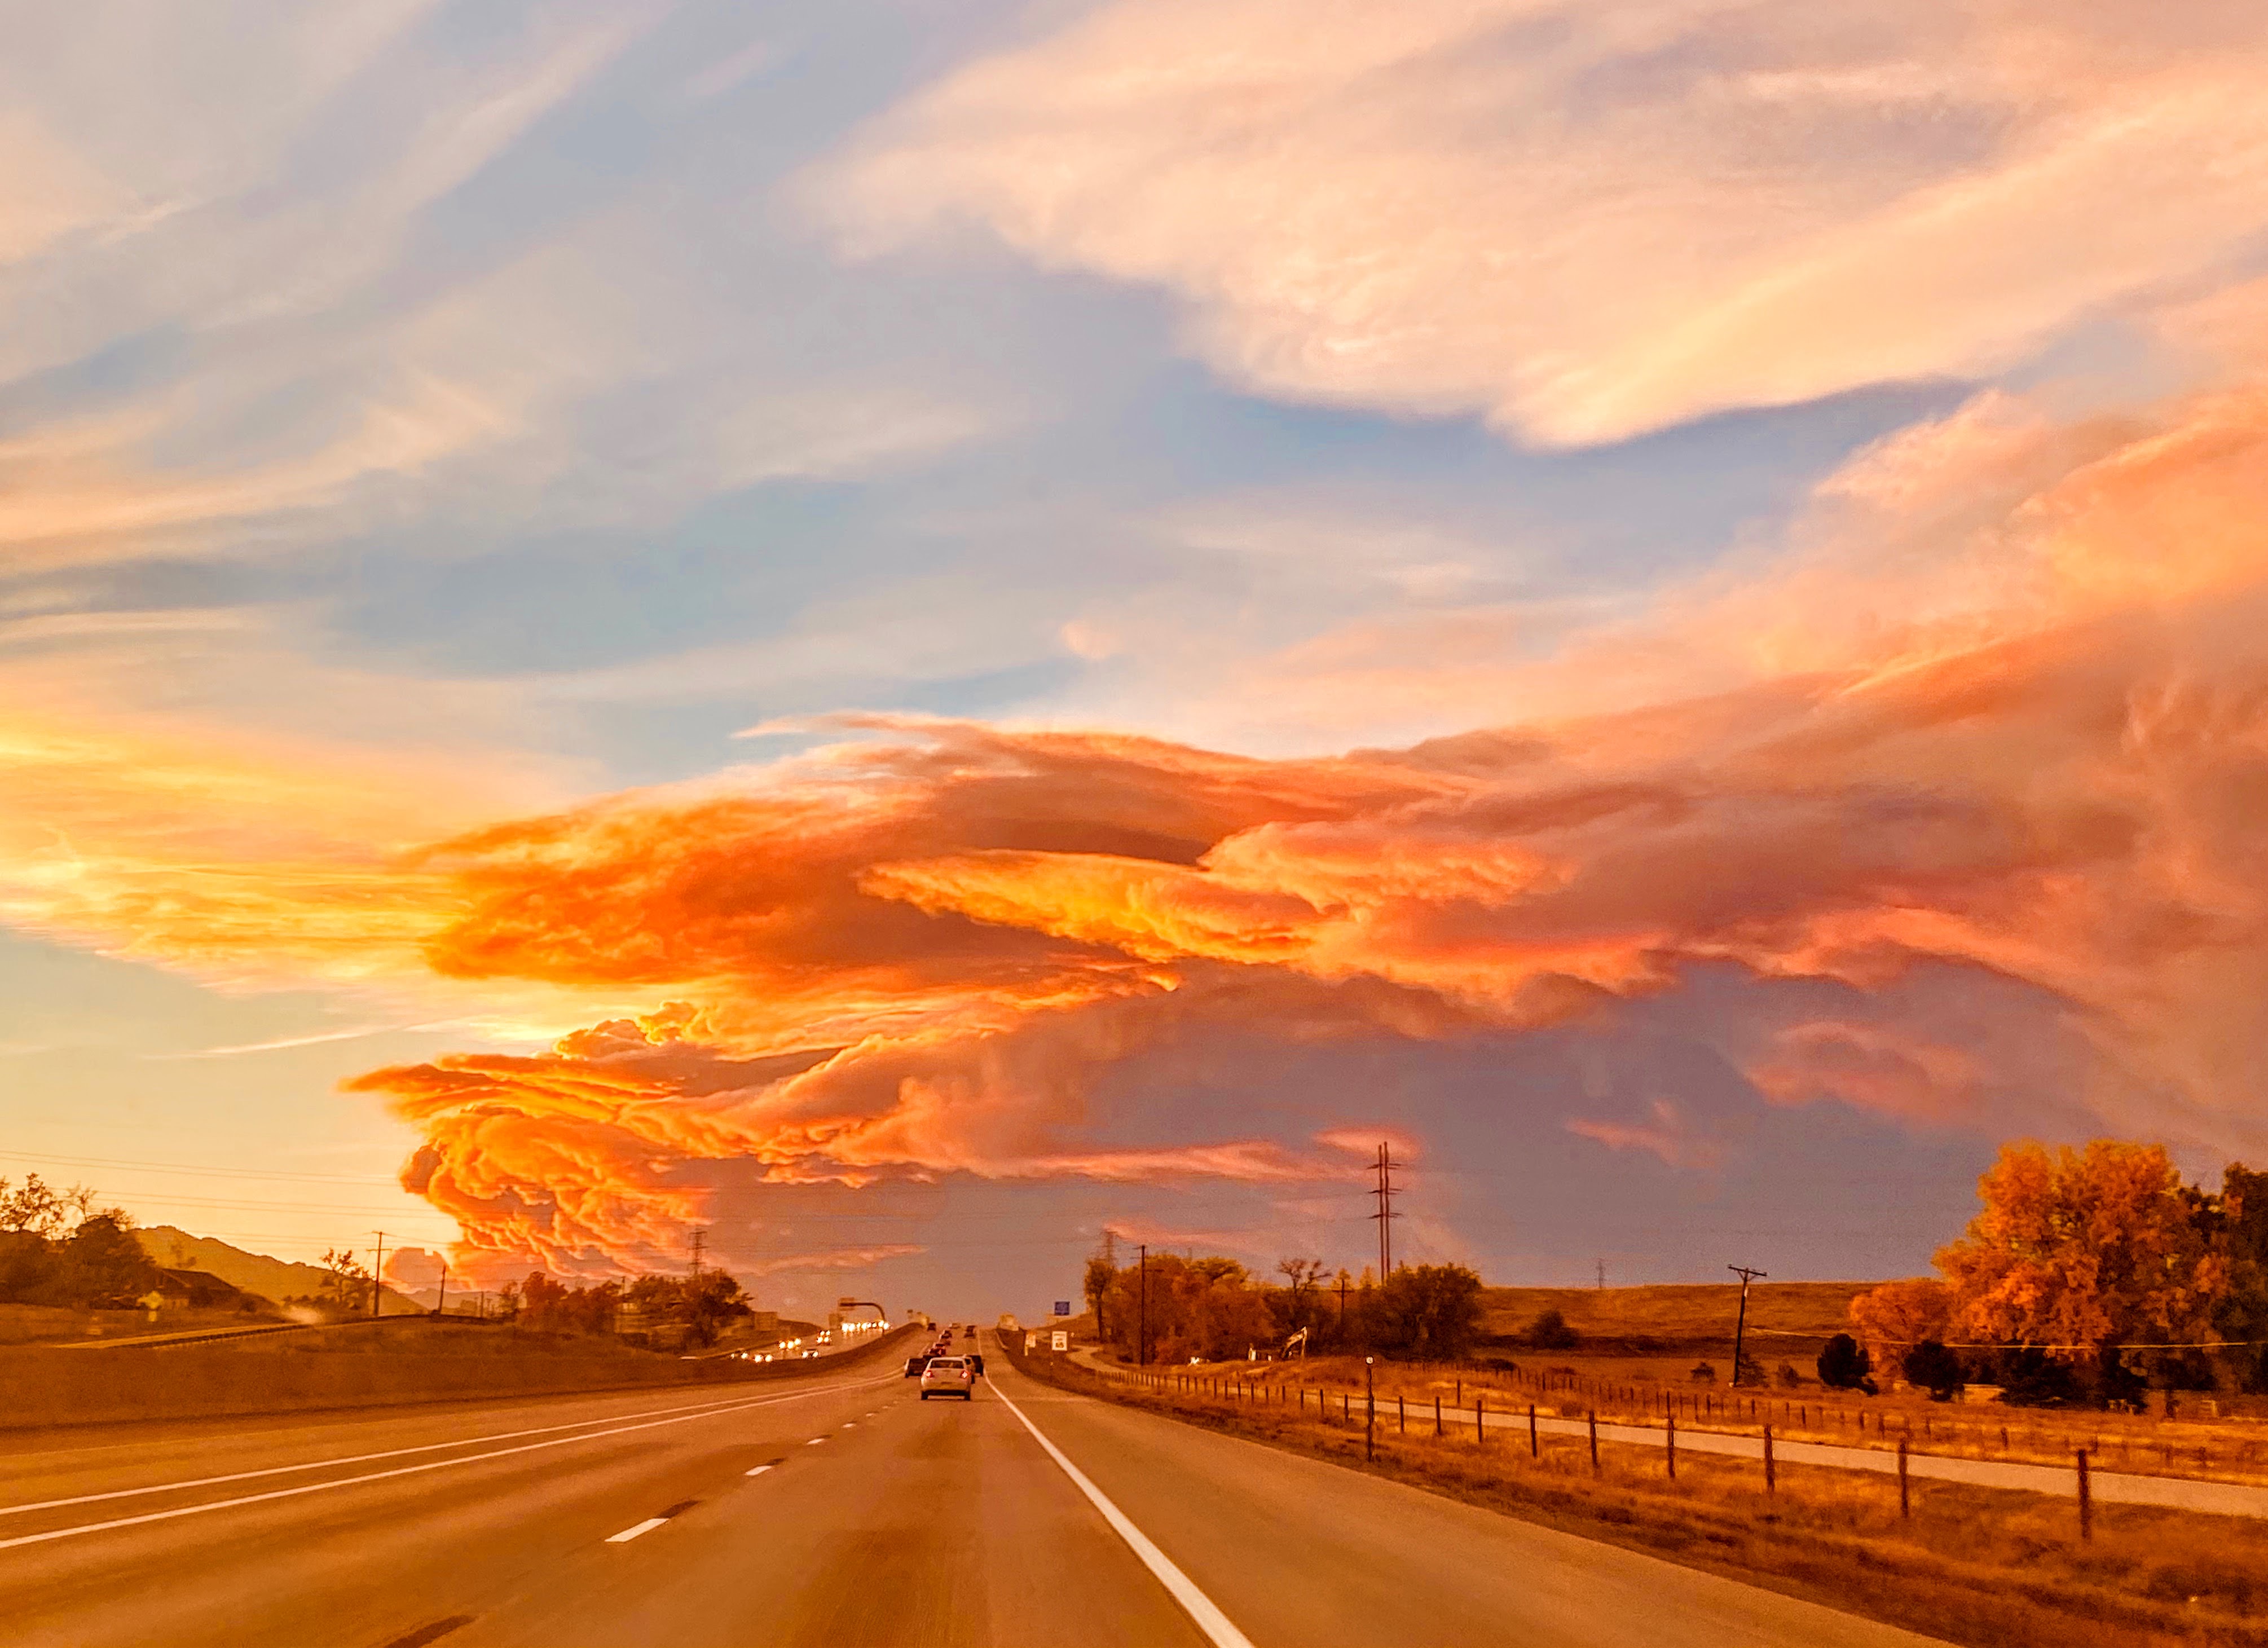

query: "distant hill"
left=136, top=1226, right=417, bottom=1314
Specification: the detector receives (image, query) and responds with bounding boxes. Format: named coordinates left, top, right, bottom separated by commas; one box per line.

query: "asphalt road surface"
left=0, top=1332, right=1944, bottom=1647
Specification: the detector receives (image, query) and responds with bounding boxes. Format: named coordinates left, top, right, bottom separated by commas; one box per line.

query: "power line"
left=1369, top=1140, right=1402, bottom=1277
left=0, top=1148, right=402, bottom=1184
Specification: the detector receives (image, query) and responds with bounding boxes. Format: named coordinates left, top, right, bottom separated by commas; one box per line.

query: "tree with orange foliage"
left=1934, top=1141, right=2224, bottom=1391
left=1847, top=1276, right=1953, bottom=1372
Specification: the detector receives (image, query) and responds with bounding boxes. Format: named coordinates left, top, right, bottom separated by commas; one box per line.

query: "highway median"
left=0, top=1319, right=917, bottom=1433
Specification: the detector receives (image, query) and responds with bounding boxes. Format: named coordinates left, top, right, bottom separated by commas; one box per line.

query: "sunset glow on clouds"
left=6, top=1, right=2268, bottom=1303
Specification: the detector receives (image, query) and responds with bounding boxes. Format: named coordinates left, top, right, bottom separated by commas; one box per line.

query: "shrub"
left=1904, top=1339, right=1967, bottom=1402
left=1690, top=1360, right=1717, bottom=1383
left=1774, top=1361, right=1803, bottom=1389
left=1816, top=1332, right=1875, bottom=1391
left=1524, top=1307, right=1580, bottom=1350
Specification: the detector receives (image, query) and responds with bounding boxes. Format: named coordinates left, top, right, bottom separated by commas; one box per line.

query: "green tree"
left=319, top=1248, right=373, bottom=1314
left=1099, top=1253, right=1272, bottom=1363
left=1904, top=1340, right=1967, bottom=1402
left=0, top=1173, right=94, bottom=1237
left=1523, top=1307, right=1579, bottom=1350
left=1367, top=1264, right=1485, bottom=1360
left=51, top=1214, right=158, bottom=1307
left=1084, top=1242, right=1118, bottom=1341
left=1816, top=1333, right=1874, bottom=1391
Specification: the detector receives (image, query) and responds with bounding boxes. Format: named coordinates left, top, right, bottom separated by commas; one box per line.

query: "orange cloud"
left=337, top=351, right=2268, bottom=1274
left=15, top=311, right=2268, bottom=1282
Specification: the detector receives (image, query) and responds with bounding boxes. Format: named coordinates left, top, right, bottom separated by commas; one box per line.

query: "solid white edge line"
left=605, top=1517, right=670, bottom=1544
left=991, top=1385, right=1256, bottom=1648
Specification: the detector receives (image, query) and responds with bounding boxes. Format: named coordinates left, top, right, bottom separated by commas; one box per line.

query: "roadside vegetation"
left=0, top=1173, right=160, bottom=1310
left=1005, top=1336, right=2268, bottom=1648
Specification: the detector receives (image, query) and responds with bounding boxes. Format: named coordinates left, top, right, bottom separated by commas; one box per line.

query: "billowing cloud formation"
left=825, top=0, right=2268, bottom=444
left=334, top=341, right=2268, bottom=1275
left=11, top=296, right=2268, bottom=1281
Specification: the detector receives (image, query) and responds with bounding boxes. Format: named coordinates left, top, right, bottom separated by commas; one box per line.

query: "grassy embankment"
left=1069, top=1283, right=2267, bottom=1483
left=1472, top=1283, right=2268, bottom=1484
left=1010, top=1344, right=2268, bottom=1648
left=0, top=1314, right=913, bottom=1429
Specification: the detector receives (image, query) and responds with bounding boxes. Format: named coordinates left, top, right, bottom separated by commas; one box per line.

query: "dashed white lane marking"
left=0, top=1385, right=862, bottom=1521
left=806, top=1438, right=826, bottom=1446
left=842, top=1422, right=857, bottom=1429
left=605, top=1517, right=669, bottom=1545
left=745, top=1465, right=773, bottom=1478
left=0, top=1371, right=899, bottom=1554
left=992, top=1386, right=1256, bottom=1648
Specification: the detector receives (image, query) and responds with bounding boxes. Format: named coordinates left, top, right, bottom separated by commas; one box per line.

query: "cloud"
left=1567, top=1101, right=1724, bottom=1172
left=14, top=281, right=2268, bottom=1281
left=741, top=1244, right=923, bottom=1280
left=340, top=336, right=2268, bottom=1272
left=822, top=0, right=2268, bottom=444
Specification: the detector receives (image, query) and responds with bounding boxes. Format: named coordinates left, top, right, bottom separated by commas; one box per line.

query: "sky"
left=6, top=0, right=2268, bottom=1322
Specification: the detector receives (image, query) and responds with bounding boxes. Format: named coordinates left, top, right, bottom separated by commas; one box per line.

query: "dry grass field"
left=1481, top=1280, right=1876, bottom=1348
left=1012, top=1342, right=2268, bottom=1648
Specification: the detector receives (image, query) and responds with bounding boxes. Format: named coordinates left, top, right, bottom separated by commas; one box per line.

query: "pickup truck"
left=919, top=1356, right=976, bottom=1400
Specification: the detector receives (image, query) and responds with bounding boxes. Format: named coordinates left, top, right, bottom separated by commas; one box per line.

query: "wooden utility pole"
left=368, top=1232, right=386, bottom=1318
left=1138, top=1244, right=1148, bottom=1366
left=1727, top=1264, right=1767, bottom=1385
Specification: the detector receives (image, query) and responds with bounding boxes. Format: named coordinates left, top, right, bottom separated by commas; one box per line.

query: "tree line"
left=0, top=1174, right=159, bottom=1308
left=1821, top=1142, right=2268, bottom=1406
left=497, top=1269, right=755, bottom=1350
left=1081, top=1243, right=1485, bottom=1364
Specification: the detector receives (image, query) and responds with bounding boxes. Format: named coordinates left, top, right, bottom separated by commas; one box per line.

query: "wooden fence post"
left=1667, top=1411, right=1677, bottom=1479
left=2077, top=1447, right=2092, bottom=1540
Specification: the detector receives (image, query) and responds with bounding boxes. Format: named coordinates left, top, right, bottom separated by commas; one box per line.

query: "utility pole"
left=368, top=1232, right=386, bottom=1318
left=435, top=1261, right=448, bottom=1318
left=1369, top=1142, right=1402, bottom=1277
left=1728, top=1264, right=1767, bottom=1386
left=1596, top=1258, right=1606, bottom=1292
left=1336, top=1269, right=1350, bottom=1331
left=1137, top=1244, right=1148, bottom=1367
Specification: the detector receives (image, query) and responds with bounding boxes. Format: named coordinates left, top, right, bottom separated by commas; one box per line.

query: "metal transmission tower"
left=1368, top=1141, right=1403, bottom=1277
left=688, top=1228, right=706, bottom=1279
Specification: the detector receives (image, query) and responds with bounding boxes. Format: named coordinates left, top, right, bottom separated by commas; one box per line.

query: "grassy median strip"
left=1004, top=1346, right=2268, bottom=1648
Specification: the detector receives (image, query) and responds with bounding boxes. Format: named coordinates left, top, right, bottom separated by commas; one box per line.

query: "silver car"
left=919, top=1355, right=975, bottom=1400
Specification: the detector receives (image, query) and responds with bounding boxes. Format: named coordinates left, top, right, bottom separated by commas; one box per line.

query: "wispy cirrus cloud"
left=821, top=0, right=2268, bottom=446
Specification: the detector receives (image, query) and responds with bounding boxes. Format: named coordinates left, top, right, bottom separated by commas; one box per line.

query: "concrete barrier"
left=0, top=1321, right=916, bottom=1431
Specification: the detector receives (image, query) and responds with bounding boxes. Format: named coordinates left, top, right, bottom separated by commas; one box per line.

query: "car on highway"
left=903, top=1353, right=935, bottom=1377
left=919, top=1356, right=975, bottom=1400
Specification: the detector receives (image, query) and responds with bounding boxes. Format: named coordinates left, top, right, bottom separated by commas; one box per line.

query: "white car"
left=919, top=1356, right=975, bottom=1400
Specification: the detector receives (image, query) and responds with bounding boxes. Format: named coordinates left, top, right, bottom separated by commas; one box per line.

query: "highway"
left=0, top=1332, right=1943, bottom=1647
